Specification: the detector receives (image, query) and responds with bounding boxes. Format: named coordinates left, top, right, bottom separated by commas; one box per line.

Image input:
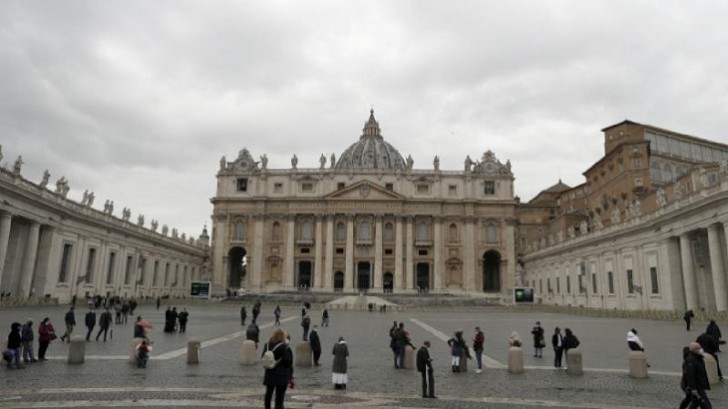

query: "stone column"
left=405, top=217, right=414, bottom=292
left=464, top=216, right=476, bottom=291
left=433, top=217, right=442, bottom=291
left=324, top=215, right=334, bottom=291
left=394, top=217, right=403, bottom=291
left=709, top=224, right=728, bottom=311
left=284, top=215, right=295, bottom=290
left=252, top=215, right=265, bottom=291
left=19, top=221, right=41, bottom=298
left=374, top=216, right=383, bottom=292
left=679, top=232, right=699, bottom=311
left=345, top=216, right=354, bottom=292
left=211, top=214, right=228, bottom=295
left=314, top=215, right=323, bottom=289
left=0, top=212, right=13, bottom=291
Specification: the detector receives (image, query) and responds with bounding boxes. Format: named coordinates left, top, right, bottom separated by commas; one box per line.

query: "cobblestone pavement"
left=0, top=302, right=725, bottom=408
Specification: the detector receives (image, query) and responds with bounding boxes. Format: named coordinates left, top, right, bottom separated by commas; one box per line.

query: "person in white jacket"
left=627, top=328, right=650, bottom=367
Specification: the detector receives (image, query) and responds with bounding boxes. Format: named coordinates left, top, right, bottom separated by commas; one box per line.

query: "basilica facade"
left=211, top=111, right=517, bottom=296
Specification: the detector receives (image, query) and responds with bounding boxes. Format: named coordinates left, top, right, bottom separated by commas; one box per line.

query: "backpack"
left=261, top=342, right=283, bottom=369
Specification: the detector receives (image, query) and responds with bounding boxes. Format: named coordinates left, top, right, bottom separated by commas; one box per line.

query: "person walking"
left=274, top=306, right=281, bottom=326
left=309, top=325, right=322, bottom=366
left=156, top=297, right=161, bottom=310
left=60, top=306, right=76, bottom=343
left=96, top=308, right=112, bottom=342
left=84, top=308, right=97, bottom=341
left=178, top=308, right=189, bottom=333
left=262, top=328, right=293, bottom=409
left=697, top=331, right=723, bottom=380
left=448, top=330, right=468, bottom=372
left=531, top=321, right=545, bottom=358
left=301, top=314, right=311, bottom=341
left=416, top=340, right=436, bottom=398
left=679, top=342, right=713, bottom=409
left=252, top=302, right=261, bottom=324
left=37, top=317, right=56, bottom=361
left=322, top=308, right=329, bottom=327
left=684, top=310, right=695, bottom=331
left=6, top=322, right=23, bottom=369
left=705, top=320, right=722, bottom=352
left=21, top=319, right=36, bottom=363
left=332, top=336, right=349, bottom=390
left=389, top=321, right=399, bottom=368
left=552, top=327, right=564, bottom=368
left=240, top=306, right=247, bottom=326
left=473, top=327, right=485, bottom=373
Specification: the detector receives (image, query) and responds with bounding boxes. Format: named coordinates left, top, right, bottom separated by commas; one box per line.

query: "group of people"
left=163, top=306, right=189, bottom=333
left=508, top=324, right=580, bottom=369
left=3, top=318, right=58, bottom=369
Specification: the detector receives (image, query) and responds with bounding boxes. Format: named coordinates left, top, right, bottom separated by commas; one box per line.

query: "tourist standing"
left=96, top=308, right=112, bottom=342
left=136, top=340, right=152, bottom=368
left=21, top=319, right=36, bottom=363
left=178, top=308, right=189, bottom=333
left=389, top=321, right=399, bottom=368
left=301, top=314, right=311, bottom=341
left=416, top=340, right=435, bottom=398
left=562, top=328, right=580, bottom=355
left=679, top=342, right=712, bottom=409
left=84, top=308, right=97, bottom=341
left=262, top=328, right=293, bottom=409
left=697, top=331, right=723, bottom=380
left=252, top=301, right=261, bottom=324
left=552, top=327, right=564, bottom=368
left=332, top=336, right=349, bottom=390
left=309, top=325, right=322, bottom=366
left=473, top=327, right=485, bottom=373
left=322, top=308, right=329, bottom=327
left=448, top=330, right=468, bottom=372
left=684, top=310, right=695, bottom=331
left=246, top=322, right=260, bottom=348
left=60, top=306, right=75, bottom=343
left=531, top=321, right=545, bottom=358
left=274, top=305, right=281, bottom=326
left=705, top=320, right=722, bottom=352
left=5, top=322, right=23, bottom=369
left=37, top=317, right=56, bottom=361
left=240, top=306, right=247, bottom=326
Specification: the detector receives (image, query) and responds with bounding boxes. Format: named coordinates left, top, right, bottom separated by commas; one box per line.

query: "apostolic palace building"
left=3, top=111, right=728, bottom=313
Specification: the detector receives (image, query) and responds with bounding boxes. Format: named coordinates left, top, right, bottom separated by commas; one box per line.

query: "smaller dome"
left=335, top=110, right=406, bottom=171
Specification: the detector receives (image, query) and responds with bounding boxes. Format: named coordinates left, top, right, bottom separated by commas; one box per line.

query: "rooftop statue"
left=319, top=154, right=326, bottom=169
left=291, top=154, right=298, bottom=169
left=260, top=154, right=268, bottom=170
left=39, top=170, right=50, bottom=189
left=12, top=156, right=23, bottom=176
left=433, top=155, right=440, bottom=171
left=464, top=155, right=472, bottom=172
left=219, top=156, right=226, bottom=171
left=406, top=155, right=414, bottom=170
left=330, top=153, right=336, bottom=168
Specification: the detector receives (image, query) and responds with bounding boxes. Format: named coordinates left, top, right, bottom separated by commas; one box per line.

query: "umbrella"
left=137, top=319, right=153, bottom=329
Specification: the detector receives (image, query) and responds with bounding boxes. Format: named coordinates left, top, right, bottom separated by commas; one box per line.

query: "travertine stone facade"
left=0, top=166, right=208, bottom=303
left=211, top=111, right=517, bottom=296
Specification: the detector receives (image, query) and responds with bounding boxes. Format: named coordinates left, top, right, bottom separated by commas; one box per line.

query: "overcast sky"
left=2, top=1, right=728, bottom=237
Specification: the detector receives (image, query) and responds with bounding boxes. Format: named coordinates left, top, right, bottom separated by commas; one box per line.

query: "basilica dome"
left=334, top=110, right=406, bottom=171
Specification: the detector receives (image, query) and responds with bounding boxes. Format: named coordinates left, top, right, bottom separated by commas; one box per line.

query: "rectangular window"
left=483, top=181, right=495, bottom=195
left=539, top=279, right=543, bottom=294
left=153, top=261, right=159, bottom=286
left=174, top=264, right=179, bottom=286
left=416, top=183, right=430, bottom=194
left=384, top=248, right=393, bottom=255
left=566, top=276, right=571, bottom=294
left=578, top=275, right=585, bottom=293
left=556, top=277, right=560, bottom=294
left=236, top=178, right=248, bottom=192
left=335, top=248, right=344, bottom=255
left=607, top=271, right=614, bottom=294
left=300, top=247, right=310, bottom=254
left=547, top=278, right=551, bottom=293
left=106, top=252, right=116, bottom=285
left=418, top=249, right=428, bottom=256
left=337, top=182, right=345, bottom=190
left=139, top=257, right=146, bottom=284
left=650, top=267, right=659, bottom=294
left=448, top=185, right=458, bottom=196
left=165, top=263, right=170, bottom=286
left=58, top=243, right=73, bottom=283
left=301, top=182, right=314, bottom=193
left=274, top=183, right=283, bottom=193
left=385, top=183, right=394, bottom=191
left=626, top=269, right=634, bottom=294
left=591, top=273, right=597, bottom=294
left=633, top=158, right=642, bottom=169
left=124, top=256, right=133, bottom=285
left=85, top=248, right=96, bottom=284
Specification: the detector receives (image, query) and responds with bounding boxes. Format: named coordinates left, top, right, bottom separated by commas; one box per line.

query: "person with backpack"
left=262, top=328, right=293, bottom=409
left=136, top=339, right=152, bottom=368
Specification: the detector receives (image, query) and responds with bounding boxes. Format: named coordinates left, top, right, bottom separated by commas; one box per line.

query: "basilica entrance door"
left=416, top=263, right=430, bottom=292
left=357, top=262, right=371, bottom=291
left=383, top=272, right=393, bottom=293
left=334, top=271, right=344, bottom=291
left=228, top=247, right=247, bottom=289
left=297, top=261, right=312, bottom=289
left=482, top=250, right=501, bottom=292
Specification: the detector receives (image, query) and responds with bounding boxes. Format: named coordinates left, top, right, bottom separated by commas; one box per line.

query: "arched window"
left=449, top=223, right=458, bottom=242
left=336, top=222, right=346, bottom=241
left=384, top=222, right=394, bottom=241
left=234, top=220, right=245, bottom=241
left=359, top=221, right=370, bottom=240
left=301, top=221, right=313, bottom=240
left=417, top=222, right=428, bottom=240
left=650, top=161, right=661, bottom=182
left=664, top=164, right=674, bottom=182
left=272, top=222, right=281, bottom=241
left=486, top=224, right=497, bottom=243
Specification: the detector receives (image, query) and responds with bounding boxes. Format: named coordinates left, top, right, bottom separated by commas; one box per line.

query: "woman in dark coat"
left=37, top=317, right=56, bottom=361
left=262, top=328, right=293, bottom=409
left=332, top=336, right=349, bottom=389
left=706, top=320, right=722, bottom=351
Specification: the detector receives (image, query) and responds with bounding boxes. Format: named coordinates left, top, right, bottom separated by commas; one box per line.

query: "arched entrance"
left=416, top=262, right=430, bottom=292
left=228, top=247, right=247, bottom=289
left=357, top=261, right=371, bottom=291
left=482, top=250, right=501, bottom=292
left=297, top=261, right=312, bottom=289
left=334, top=271, right=344, bottom=291
left=383, top=272, right=394, bottom=293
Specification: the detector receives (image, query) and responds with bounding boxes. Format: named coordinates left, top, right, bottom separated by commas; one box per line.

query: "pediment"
left=324, top=180, right=405, bottom=201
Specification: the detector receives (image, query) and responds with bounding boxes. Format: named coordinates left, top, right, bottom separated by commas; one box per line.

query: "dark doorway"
left=357, top=261, right=371, bottom=291
left=482, top=250, right=501, bottom=292
left=383, top=272, right=394, bottom=293
left=228, top=247, right=247, bottom=289
left=298, top=261, right=312, bottom=289
left=334, top=271, right=344, bottom=291
left=416, top=263, right=430, bottom=291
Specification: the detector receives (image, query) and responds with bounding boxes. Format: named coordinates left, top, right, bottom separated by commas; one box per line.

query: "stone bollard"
left=459, top=349, right=469, bottom=372
left=703, top=353, right=720, bottom=385
left=295, top=341, right=312, bottom=367
left=566, top=349, right=583, bottom=376
left=67, top=335, right=86, bottom=364
left=402, top=345, right=415, bottom=369
left=628, top=351, right=648, bottom=379
left=240, top=340, right=257, bottom=365
left=187, top=340, right=201, bottom=364
left=508, top=347, right=524, bottom=374
left=130, top=337, right=144, bottom=363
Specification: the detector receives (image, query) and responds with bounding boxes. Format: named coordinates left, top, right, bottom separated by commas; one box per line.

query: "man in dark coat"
left=240, top=306, right=247, bottom=326
left=84, top=308, right=96, bottom=341
left=301, top=314, right=311, bottom=341
left=178, top=308, right=189, bottom=333
left=684, top=310, right=695, bottom=331
left=96, top=308, right=112, bottom=342
left=416, top=341, right=435, bottom=398
left=562, top=328, right=580, bottom=355
left=697, top=332, right=723, bottom=379
left=680, top=341, right=712, bottom=408
left=309, top=325, right=322, bottom=366
left=246, top=323, right=260, bottom=348
left=389, top=321, right=399, bottom=368
left=706, top=320, right=722, bottom=352
left=252, top=302, right=261, bottom=324
left=552, top=327, right=564, bottom=368
left=60, top=306, right=76, bottom=342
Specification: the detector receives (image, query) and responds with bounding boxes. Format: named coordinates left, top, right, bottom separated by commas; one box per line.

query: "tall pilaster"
left=252, top=215, right=265, bottom=291
left=20, top=221, right=41, bottom=298
left=679, top=232, right=699, bottom=311
left=464, top=216, right=476, bottom=291
left=284, top=215, right=295, bottom=289
left=405, top=217, right=414, bottom=291
left=709, top=224, right=728, bottom=311
left=314, top=215, right=323, bottom=289
left=324, top=215, right=334, bottom=291
left=374, top=216, right=383, bottom=291
left=433, top=217, right=442, bottom=291
left=345, top=215, right=354, bottom=292
left=0, top=212, right=12, bottom=292
left=394, top=217, right=403, bottom=291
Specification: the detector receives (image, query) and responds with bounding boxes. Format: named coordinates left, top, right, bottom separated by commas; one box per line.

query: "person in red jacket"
left=473, top=327, right=485, bottom=373
left=37, top=317, right=57, bottom=361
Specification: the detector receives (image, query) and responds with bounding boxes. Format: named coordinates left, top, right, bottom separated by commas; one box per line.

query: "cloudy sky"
left=2, top=1, right=728, bottom=236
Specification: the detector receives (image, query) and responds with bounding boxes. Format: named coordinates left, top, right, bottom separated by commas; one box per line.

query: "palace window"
left=650, top=161, right=661, bottom=182
left=607, top=271, right=614, bottom=294
left=416, top=183, right=430, bottom=194
left=448, top=185, right=458, bottom=196
left=664, top=164, right=674, bottom=182
left=486, top=224, right=498, bottom=243
left=556, top=277, right=560, bottom=293
left=234, top=220, right=245, bottom=241
left=449, top=223, right=458, bottom=242
left=124, top=255, right=133, bottom=285
left=626, top=269, right=634, bottom=294
left=85, top=248, right=96, bottom=284
left=301, top=182, right=314, bottom=193
left=358, top=221, right=371, bottom=241
left=336, top=222, right=345, bottom=241
left=274, top=183, right=283, bottom=193
left=650, top=267, right=659, bottom=294
left=301, top=221, right=313, bottom=240
left=384, top=222, right=394, bottom=241
left=417, top=222, right=428, bottom=240
left=106, top=252, right=116, bottom=285
left=566, top=276, right=571, bottom=294
left=153, top=260, right=159, bottom=286
left=272, top=222, right=281, bottom=241
left=385, top=183, right=394, bottom=191
left=592, top=273, right=597, bottom=294
left=483, top=181, right=495, bottom=195
left=337, top=182, right=345, bottom=190
left=58, top=243, right=73, bottom=283
left=236, top=178, right=248, bottom=192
